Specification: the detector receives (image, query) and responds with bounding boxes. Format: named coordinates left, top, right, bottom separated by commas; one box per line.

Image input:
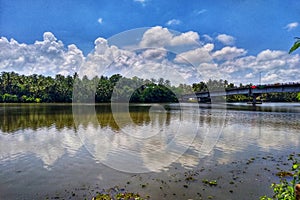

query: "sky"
left=0, top=0, right=300, bottom=85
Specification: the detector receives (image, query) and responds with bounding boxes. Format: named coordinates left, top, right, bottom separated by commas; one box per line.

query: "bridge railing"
left=181, top=82, right=300, bottom=100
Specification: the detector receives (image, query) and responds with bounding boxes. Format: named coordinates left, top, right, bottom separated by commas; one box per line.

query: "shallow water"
left=0, top=103, right=299, bottom=199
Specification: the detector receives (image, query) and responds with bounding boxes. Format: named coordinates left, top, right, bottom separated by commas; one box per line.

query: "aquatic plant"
left=260, top=153, right=300, bottom=200
left=202, top=179, right=218, bottom=186
left=91, top=186, right=148, bottom=200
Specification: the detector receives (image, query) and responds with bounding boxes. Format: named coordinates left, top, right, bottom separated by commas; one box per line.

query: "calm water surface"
left=0, top=103, right=300, bottom=199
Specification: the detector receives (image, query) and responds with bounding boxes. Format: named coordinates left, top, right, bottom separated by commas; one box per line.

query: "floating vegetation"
left=202, top=179, right=218, bottom=186
left=184, top=170, right=199, bottom=182
left=260, top=152, right=300, bottom=200
left=275, top=171, right=293, bottom=177
left=91, top=186, right=148, bottom=200
left=185, top=176, right=196, bottom=182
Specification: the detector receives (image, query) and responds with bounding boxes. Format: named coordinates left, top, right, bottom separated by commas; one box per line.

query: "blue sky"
left=1, top=0, right=300, bottom=84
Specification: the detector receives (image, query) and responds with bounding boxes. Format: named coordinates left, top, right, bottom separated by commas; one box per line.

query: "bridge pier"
left=248, top=92, right=262, bottom=106
left=251, top=94, right=258, bottom=106
left=197, top=97, right=211, bottom=103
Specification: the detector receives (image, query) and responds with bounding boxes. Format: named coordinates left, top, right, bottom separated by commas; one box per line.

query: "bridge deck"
left=182, top=83, right=300, bottom=100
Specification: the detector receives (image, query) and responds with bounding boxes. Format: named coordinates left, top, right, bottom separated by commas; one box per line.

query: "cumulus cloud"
left=141, top=48, right=167, bottom=60
left=213, top=46, right=247, bottom=61
left=0, top=32, right=84, bottom=76
left=60, top=44, right=84, bottom=76
left=1, top=27, right=300, bottom=85
left=82, top=37, right=135, bottom=78
left=166, top=19, right=181, bottom=26
left=139, top=26, right=199, bottom=49
left=139, top=26, right=173, bottom=48
left=285, top=22, right=298, bottom=31
left=218, top=49, right=300, bottom=84
left=256, top=49, right=285, bottom=61
left=81, top=35, right=197, bottom=84
left=171, top=31, right=200, bottom=46
left=174, top=43, right=214, bottom=66
left=220, top=49, right=290, bottom=73
left=216, top=34, right=235, bottom=45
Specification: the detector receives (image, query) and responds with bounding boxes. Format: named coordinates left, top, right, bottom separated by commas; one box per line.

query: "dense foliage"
left=0, top=71, right=299, bottom=103
left=0, top=72, right=180, bottom=103
left=0, top=72, right=73, bottom=103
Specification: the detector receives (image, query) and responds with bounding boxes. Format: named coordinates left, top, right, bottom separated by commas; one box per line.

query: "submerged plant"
left=260, top=153, right=300, bottom=200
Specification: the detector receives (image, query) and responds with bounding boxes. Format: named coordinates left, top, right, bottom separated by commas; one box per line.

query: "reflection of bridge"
left=182, top=83, right=300, bottom=105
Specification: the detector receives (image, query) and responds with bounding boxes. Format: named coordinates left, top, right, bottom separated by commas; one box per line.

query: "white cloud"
left=216, top=34, right=235, bottom=45
left=194, top=9, right=207, bottom=15
left=213, top=46, right=247, bottom=60
left=60, top=44, right=84, bottom=75
left=174, top=43, right=214, bottom=66
left=133, top=0, right=147, bottom=6
left=139, top=26, right=172, bottom=48
left=0, top=127, right=82, bottom=168
left=166, top=19, right=181, bottom=26
left=245, top=73, right=254, bottom=79
left=1, top=28, right=300, bottom=86
left=285, top=22, right=298, bottom=31
left=257, top=49, right=285, bottom=61
left=218, top=48, right=300, bottom=84
left=141, top=48, right=167, bottom=60
left=139, top=26, right=199, bottom=49
left=171, top=31, right=199, bottom=46
left=262, top=73, right=279, bottom=82
left=97, top=18, right=103, bottom=24
left=80, top=35, right=197, bottom=85
left=0, top=32, right=84, bottom=76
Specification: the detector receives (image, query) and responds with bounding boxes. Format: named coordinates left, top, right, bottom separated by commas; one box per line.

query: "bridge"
left=182, top=83, right=300, bottom=105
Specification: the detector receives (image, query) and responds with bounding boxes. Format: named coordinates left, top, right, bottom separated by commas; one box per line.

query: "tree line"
left=0, top=71, right=299, bottom=103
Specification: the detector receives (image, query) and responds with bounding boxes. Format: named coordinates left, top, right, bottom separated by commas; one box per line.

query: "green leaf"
left=292, top=164, right=298, bottom=170
left=289, top=40, right=300, bottom=54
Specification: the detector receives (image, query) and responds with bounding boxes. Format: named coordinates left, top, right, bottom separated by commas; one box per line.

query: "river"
left=0, top=103, right=300, bottom=199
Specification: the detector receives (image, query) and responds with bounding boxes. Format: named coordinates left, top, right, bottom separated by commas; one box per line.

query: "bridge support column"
left=252, top=94, right=257, bottom=106
left=249, top=94, right=262, bottom=106
left=248, top=88, right=261, bottom=106
left=197, top=97, right=211, bottom=103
